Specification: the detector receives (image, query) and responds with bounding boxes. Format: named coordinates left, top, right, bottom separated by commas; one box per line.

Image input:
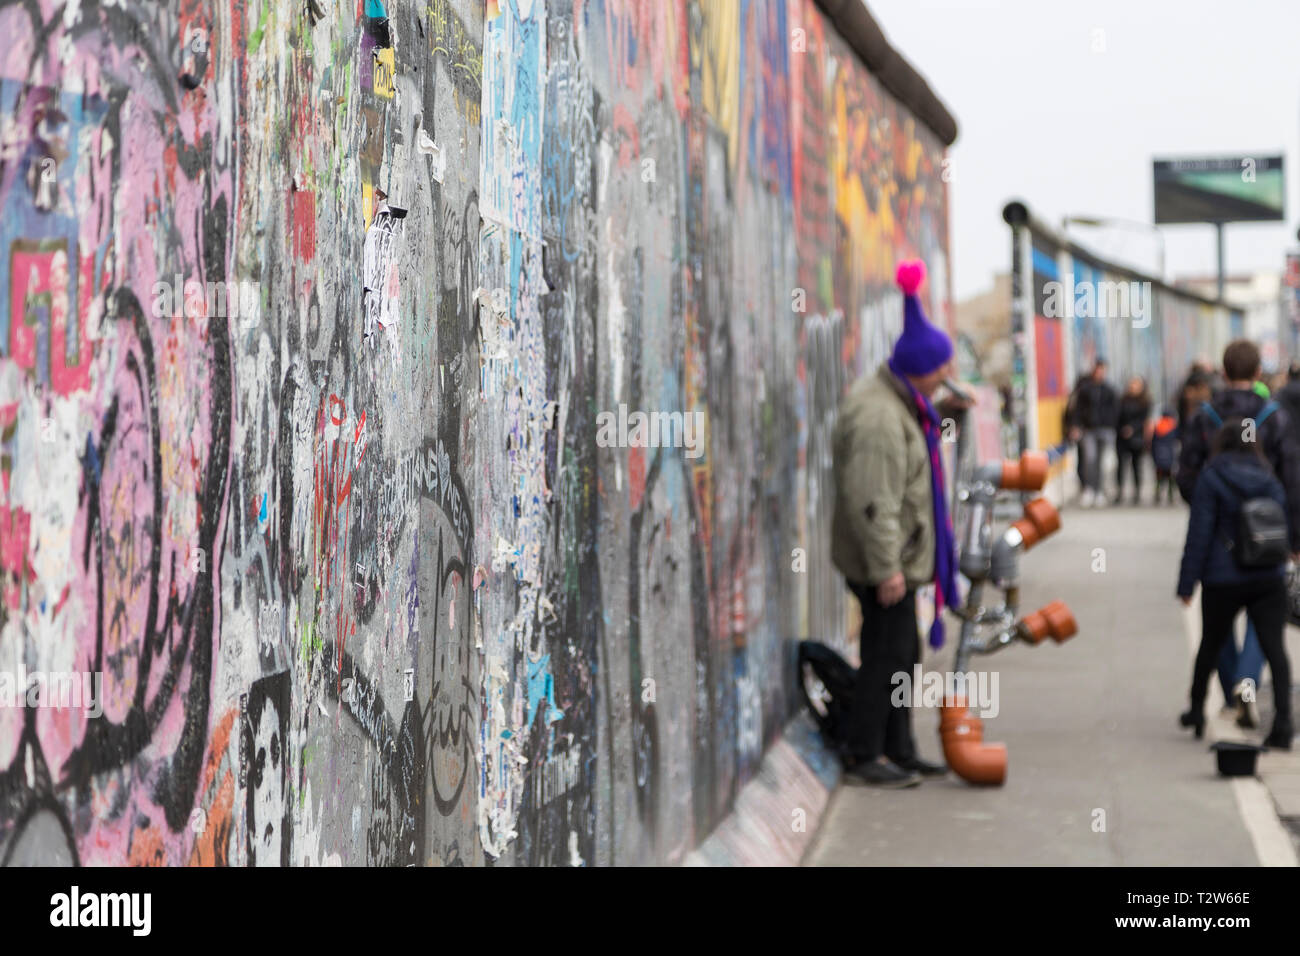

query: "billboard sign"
left=1153, top=155, right=1285, bottom=224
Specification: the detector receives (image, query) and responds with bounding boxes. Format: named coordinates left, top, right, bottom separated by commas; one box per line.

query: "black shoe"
left=893, top=755, right=948, bottom=777
left=1180, top=710, right=1205, bottom=739
left=843, top=758, right=921, bottom=789
left=1264, top=726, right=1293, bottom=750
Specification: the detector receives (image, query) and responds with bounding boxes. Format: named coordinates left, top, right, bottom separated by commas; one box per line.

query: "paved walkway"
left=805, top=499, right=1300, bottom=866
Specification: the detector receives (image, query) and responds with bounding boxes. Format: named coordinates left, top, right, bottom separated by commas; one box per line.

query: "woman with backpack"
left=1176, top=418, right=1293, bottom=748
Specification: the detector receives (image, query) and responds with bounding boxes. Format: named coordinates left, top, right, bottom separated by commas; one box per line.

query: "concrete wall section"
left=0, top=0, right=950, bottom=866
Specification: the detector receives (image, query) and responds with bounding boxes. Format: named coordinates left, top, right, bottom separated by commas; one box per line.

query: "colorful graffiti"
left=0, top=0, right=952, bottom=866
left=1007, top=218, right=1241, bottom=457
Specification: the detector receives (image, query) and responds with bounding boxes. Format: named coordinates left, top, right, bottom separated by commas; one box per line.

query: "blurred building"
left=955, top=272, right=1013, bottom=387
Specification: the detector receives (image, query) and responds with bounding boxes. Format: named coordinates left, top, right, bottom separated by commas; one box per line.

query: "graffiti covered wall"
left=0, top=0, right=952, bottom=866
left=1009, top=213, right=1241, bottom=456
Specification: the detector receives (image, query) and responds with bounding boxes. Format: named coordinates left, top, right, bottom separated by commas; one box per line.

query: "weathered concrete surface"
left=0, top=1, right=953, bottom=866
left=806, top=503, right=1293, bottom=866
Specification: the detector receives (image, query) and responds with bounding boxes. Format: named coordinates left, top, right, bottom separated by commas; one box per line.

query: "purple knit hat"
left=890, top=259, right=952, bottom=377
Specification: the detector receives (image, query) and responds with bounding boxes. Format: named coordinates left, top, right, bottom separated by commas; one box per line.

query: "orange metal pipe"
left=999, top=450, right=1049, bottom=492
left=939, top=697, right=1007, bottom=786
left=1019, top=600, right=1078, bottom=645
left=1010, top=497, right=1060, bottom=551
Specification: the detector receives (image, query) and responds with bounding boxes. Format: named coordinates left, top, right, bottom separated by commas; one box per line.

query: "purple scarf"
left=889, top=358, right=959, bottom=649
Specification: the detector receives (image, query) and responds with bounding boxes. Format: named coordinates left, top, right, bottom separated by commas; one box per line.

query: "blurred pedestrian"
left=1275, top=362, right=1300, bottom=445
left=1176, top=418, right=1292, bottom=750
left=1150, top=406, right=1179, bottom=504
left=1065, top=360, right=1118, bottom=507
left=1115, top=376, right=1151, bottom=505
left=831, top=259, right=959, bottom=788
left=1200, top=359, right=1227, bottom=396
left=1177, top=368, right=1214, bottom=431
left=1177, top=342, right=1300, bottom=522
left=1177, top=340, right=1300, bottom=728
left=1064, top=371, right=1089, bottom=490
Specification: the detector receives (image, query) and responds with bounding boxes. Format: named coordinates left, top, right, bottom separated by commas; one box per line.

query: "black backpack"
left=797, top=641, right=857, bottom=764
left=1200, top=400, right=1289, bottom=569
left=1214, top=472, right=1289, bottom=569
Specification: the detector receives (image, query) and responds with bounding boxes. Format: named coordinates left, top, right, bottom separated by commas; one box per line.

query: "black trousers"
left=1115, top=441, right=1142, bottom=497
left=846, top=580, right=919, bottom=764
left=1191, top=579, right=1293, bottom=733
left=1154, top=467, right=1175, bottom=503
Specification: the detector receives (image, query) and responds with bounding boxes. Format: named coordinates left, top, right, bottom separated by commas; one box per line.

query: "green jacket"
left=831, top=364, right=936, bottom=589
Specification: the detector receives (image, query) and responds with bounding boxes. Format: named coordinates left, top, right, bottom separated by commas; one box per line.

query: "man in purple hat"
left=830, top=259, right=965, bottom=788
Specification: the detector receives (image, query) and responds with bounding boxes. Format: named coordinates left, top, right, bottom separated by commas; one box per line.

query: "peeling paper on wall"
left=480, top=656, right=524, bottom=858
left=417, top=128, right=445, bottom=184
left=491, top=536, right=520, bottom=572
left=472, top=288, right=513, bottom=363
left=472, top=285, right=508, bottom=318
left=362, top=202, right=405, bottom=339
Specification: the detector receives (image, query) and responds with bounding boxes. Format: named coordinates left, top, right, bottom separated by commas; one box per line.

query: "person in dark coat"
left=1114, top=376, right=1151, bottom=504
left=1177, top=341, right=1300, bottom=547
left=1177, top=368, right=1214, bottom=432
left=1064, top=360, right=1119, bottom=507
left=1177, top=339, right=1300, bottom=729
left=1176, top=419, right=1293, bottom=749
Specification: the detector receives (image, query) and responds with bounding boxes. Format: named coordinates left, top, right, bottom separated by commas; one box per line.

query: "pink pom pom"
left=895, top=259, right=926, bottom=295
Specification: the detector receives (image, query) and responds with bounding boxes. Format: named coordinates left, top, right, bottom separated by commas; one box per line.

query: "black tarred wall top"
left=814, top=0, right=959, bottom=146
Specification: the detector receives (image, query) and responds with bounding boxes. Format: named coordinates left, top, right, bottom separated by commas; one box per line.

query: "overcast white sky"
left=866, top=0, right=1300, bottom=301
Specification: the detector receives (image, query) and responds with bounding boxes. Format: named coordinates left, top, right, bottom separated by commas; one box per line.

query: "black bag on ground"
left=797, top=640, right=857, bottom=763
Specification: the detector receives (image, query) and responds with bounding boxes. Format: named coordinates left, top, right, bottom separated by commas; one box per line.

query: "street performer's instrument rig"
left=945, top=448, right=1077, bottom=784
left=796, top=386, right=1079, bottom=786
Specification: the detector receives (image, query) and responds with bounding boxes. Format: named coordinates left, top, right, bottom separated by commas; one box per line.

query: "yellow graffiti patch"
left=696, top=0, right=740, bottom=170
left=374, top=48, right=395, bottom=98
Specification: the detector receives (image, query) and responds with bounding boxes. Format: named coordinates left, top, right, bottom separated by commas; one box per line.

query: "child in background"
left=1150, top=406, right=1178, bottom=505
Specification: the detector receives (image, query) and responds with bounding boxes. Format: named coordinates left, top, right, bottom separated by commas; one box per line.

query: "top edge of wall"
left=814, top=0, right=959, bottom=147
left=1002, top=199, right=1242, bottom=315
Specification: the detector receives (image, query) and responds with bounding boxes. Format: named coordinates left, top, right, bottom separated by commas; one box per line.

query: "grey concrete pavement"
left=805, top=498, right=1300, bottom=866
